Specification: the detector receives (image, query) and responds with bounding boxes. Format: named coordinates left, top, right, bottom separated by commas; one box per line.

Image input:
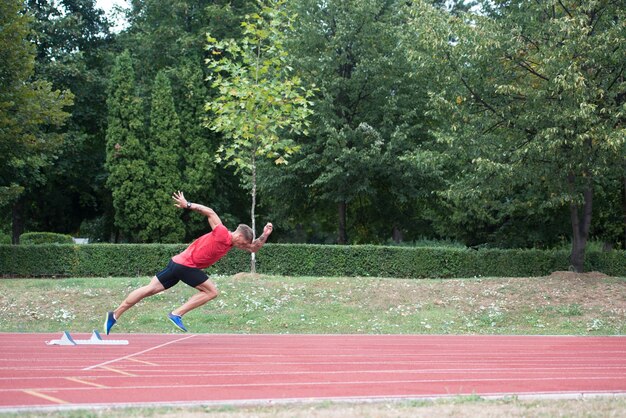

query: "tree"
left=206, top=0, right=314, bottom=270
left=117, top=0, right=259, bottom=238
left=407, top=0, right=626, bottom=270
left=169, top=61, right=219, bottom=239
left=23, top=0, right=113, bottom=238
left=262, top=0, right=437, bottom=244
left=142, top=70, right=185, bottom=242
left=105, top=50, right=149, bottom=242
left=0, top=0, right=74, bottom=243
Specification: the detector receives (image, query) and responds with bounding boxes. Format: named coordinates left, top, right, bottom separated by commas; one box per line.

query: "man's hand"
left=173, top=191, right=222, bottom=229
left=263, top=223, right=273, bottom=236
left=172, top=191, right=188, bottom=209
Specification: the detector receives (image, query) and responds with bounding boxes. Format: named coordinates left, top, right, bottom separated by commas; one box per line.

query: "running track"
left=1, top=333, right=625, bottom=411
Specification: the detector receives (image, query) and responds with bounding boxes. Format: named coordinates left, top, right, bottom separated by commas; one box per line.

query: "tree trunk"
left=569, top=177, right=593, bottom=273
left=250, top=153, right=257, bottom=273
left=622, top=171, right=626, bottom=250
left=338, top=201, right=347, bottom=244
left=392, top=225, right=403, bottom=244
left=11, top=199, right=25, bottom=245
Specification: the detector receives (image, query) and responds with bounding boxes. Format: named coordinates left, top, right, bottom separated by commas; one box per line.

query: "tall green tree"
left=206, top=0, right=314, bottom=270
left=407, top=0, right=626, bottom=270
left=120, top=0, right=257, bottom=86
left=24, top=0, right=113, bottom=236
left=117, top=0, right=259, bottom=237
left=105, top=51, right=149, bottom=242
left=142, top=70, right=185, bottom=242
left=170, top=61, right=219, bottom=239
left=0, top=0, right=74, bottom=243
left=264, top=0, right=437, bottom=244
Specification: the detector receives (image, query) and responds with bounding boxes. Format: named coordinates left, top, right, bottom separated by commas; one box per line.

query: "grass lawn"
left=1, top=271, right=624, bottom=417
left=1, top=271, right=624, bottom=335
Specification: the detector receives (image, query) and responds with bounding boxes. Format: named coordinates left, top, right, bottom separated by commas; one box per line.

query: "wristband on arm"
left=186, top=202, right=192, bottom=209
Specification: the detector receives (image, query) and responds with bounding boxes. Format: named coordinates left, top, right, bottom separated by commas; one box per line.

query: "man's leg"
left=114, top=276, right=166, bottom=320
left=171, top=279, right=219, bottom=317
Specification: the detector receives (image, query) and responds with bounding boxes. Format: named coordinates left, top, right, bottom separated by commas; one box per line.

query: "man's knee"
left=199, top=282, right=218, bottom=299
left=146, top=287, right=163, bottom=297
left=145, top=279, right=165, bottom=296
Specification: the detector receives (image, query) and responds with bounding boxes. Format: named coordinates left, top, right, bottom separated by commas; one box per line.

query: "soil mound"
left=232, top=272, right=262, bottom=280
left=547, top=270, right=610, bottom=280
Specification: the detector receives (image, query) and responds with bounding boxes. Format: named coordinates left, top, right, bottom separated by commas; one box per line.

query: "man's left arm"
left=248, top=223, right=273, bottom=253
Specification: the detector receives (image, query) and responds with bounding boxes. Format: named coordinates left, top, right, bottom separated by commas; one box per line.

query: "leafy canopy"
left=205, top=0, right=315, bottom=175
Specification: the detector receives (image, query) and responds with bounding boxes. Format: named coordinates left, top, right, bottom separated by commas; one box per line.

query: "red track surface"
left=1, top=333, right=625, bottom=411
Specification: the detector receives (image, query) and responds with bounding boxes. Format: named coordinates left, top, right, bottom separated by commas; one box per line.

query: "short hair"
left=235, top=224, right=254, bottom=243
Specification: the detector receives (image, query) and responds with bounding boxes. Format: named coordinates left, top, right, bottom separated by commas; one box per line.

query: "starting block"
left=46, top=330, right=128, bottom=346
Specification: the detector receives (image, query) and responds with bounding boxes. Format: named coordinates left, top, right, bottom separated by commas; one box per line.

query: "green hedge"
left=0, top=243, right=624, bottom=278
left=20, top=232, right=74, bottom=245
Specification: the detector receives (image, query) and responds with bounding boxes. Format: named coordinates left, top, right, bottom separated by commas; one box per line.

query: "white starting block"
left=46, top=330, right=128, bottom=346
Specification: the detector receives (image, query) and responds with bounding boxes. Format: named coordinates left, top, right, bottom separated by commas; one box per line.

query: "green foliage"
left=22, top=0, right=113, bottom=237
left=117, top=0, right=256, bottom=88
left=74, top=244, right=186, bottom=276
left=206, top=1, right=314, bottom=174
left=0, top=0, right=74, bottom=210
left=142, top=70, right=185, bottom=243
left=206, top=0, right=315, bottom=272
left=116, top=0, right=256, bottom=239
left=172, top=62, right=219, bottom=238
left=259, top=0, right=439, bottom=244
left=405, top=0, right=626, bottom=267
left=3, top=0, right=623, bottom=261
left=20, top=232, right=74, bottom=245
left=104, top=51, right=150, bottom=241
left=0, top=245, right=76, bottom=276
left=79, top=216, right=110, bottom=243
left=0, top=233, right=12, bottom=245
left=1, top=243, right=623, bottom=278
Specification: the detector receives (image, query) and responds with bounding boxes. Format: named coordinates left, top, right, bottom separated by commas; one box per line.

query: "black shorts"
left=156, top=259, right=209, bottom=290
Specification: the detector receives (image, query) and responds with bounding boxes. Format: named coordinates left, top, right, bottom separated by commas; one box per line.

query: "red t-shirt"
left=172, top=224, right=233, bottom=269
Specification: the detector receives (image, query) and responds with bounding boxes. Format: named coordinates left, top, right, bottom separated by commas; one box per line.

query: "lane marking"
left=0, top=377, right=626, bottom=396
left=5, top=374, right=626, bottom=394
left=1, top=368, right=625, bottom=391
left=22, top=389, right=68, bottom=404
left=65, top=377, right=108, bottom=388
left=83, top=335, right=197, bottom=371
left=100, top=366, right=137, bottom=377
left=126, top=357, right=158, bottom=366
left=71, top=368, right=626, bottom=379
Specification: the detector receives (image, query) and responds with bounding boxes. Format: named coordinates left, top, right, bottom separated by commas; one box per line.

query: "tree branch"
left=557, top=0, right=572, bottom=18
left=481, top=120, right=506, bottom=135
left=460, top=76, right=500, bottom=116
left=514, top=57, right=550, bottom=81
left=606, top=66, right=625, bottom=93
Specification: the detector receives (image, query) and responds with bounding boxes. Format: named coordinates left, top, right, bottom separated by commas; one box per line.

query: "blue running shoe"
left=168, top=312, right=188, bottom=332
left=104, top=311, right=116, bottom=335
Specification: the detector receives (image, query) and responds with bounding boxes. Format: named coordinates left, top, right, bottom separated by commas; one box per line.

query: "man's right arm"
left=172, top=191, right=222, bottom=230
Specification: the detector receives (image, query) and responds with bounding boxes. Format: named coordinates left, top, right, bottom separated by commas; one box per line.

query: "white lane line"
left=8, top=375, right=626, bottom=393
left=82, top=335, right=197, bottom=371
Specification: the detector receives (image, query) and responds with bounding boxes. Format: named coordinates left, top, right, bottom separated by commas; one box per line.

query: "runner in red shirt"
left=104, top=191, right=273, bottom=334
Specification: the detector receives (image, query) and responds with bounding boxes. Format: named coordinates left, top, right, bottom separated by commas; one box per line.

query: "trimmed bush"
left=20, top=232, right=74, bottom=245
left=0, top=243, right=623, bottom=278
left=0, top=233, right=10, bottom=245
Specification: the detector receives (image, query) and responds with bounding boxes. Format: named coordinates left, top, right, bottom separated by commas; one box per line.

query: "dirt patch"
left=232, top=272, right=262, bottom=280
left=548, top=271, right=610, bottom=280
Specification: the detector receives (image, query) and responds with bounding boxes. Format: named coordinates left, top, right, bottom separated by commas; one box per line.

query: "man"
left=104, top=191, right=273, bottom=334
